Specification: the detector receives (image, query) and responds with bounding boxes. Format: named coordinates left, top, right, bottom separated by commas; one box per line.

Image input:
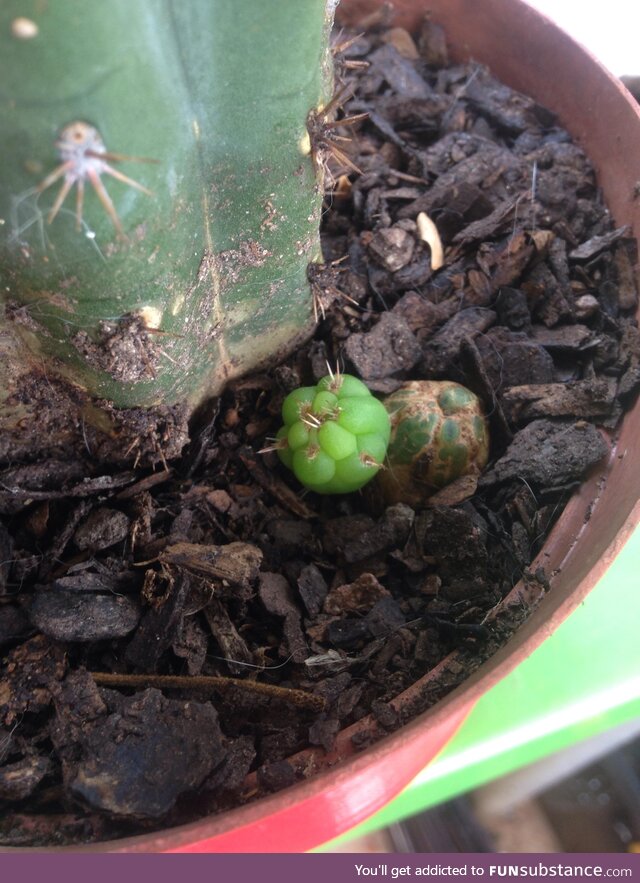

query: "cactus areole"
left=0, top=0, right=335, bottom=455
left=379, top=381, right=490, bottom=506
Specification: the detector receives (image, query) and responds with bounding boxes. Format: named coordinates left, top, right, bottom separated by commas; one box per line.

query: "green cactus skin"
left=0, top=0, right=334, bottom=414
left=276, top=373, right=391, bottom=494
left=379, top=380, right=490, bottom=506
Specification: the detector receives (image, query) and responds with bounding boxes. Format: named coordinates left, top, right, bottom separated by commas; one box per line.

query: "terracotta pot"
left=48, top=0, right=640, bottom=852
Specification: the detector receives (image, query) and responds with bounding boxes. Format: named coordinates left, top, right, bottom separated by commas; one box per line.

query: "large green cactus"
left=0, top=1, right=333, bottom=437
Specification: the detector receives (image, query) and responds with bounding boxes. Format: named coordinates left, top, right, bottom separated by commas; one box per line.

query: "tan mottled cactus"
left=380, top=381, right=490, bottom=506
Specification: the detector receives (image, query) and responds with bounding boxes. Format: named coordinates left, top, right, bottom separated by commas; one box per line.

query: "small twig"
left=530, top=160, right=539, bottom=231
left=90, top=671, right=325, bottom=713
left=115, top=468, right=172, bottom=500
left=239, top=447, right=316, bottom=520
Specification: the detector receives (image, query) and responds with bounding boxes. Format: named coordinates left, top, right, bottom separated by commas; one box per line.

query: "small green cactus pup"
left=276, top=374, right=391, bottom=494
left=379, top=381, right=489, bottom=506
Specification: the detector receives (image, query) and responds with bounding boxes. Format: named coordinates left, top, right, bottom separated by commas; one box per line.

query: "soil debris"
left=0, top=17, right=637, bottom=847
left=72, top=312, right=162, bottom=383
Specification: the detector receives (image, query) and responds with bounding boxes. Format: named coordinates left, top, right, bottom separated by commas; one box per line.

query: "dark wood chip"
left=325, top=617, right=370, bottom=649
left=568, top=225, right=631, bottom=261
left=124, top=570, right=188, bottom=670
left=204, top=597, right=254, bottom=675
left=0, top=604, right=31, bottom=649
left=203, top=734, right=256, bottom=793
left=365, top=597, right=406, bottom=637
left=159, top=541, right=263, bottom=585
left=67, top=689, right=224, bottom=820
left=0, top=756, right=52, bottom=802
left=495, top=286, right=532, bottom=331
left=475, top=327, right=555, bottom=388
left=369, top=43, right=435, bottom=99
left=238, top=448, right=316, bottom=520
left=30, top=589, right=141, bottom=643
left=418, top=18, right=448, bottom=66
left=323, top=572, right=390, bottom=615
left=531, top=324, right=595, bottom=352
left=308, top=717, right=340, bottom=752
left=452, top=197, right=519, bottom=245
left=296, top=564, right=329, bottom=618
left=340, top=503, right=414, bottom=564
left=74, top=507, right=130, bottom=552
left=172, top=615, right=209, bottom=675
left=422, top=307, right=497, bottom=377
left=0, top=635, right=67, bottom=726
left=368, top=226, right=416, bottom=271
left=0, top=812, right=110, bottom=847
left=114, top=469, right=172, bottom=500
left=502, top=378, right=618, bottom=423
left=258, top=573, right=307, bottom=663
left=480, top=419, right=609, bottom=489
left=256, top=759, right=296, bottom=793
left=344, top=312, right=422, bottom=380
left=0, top=523, right=14, bottom=594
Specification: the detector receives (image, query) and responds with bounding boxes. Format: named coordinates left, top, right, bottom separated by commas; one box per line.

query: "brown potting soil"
left=1, top=21, right=639, bottom=847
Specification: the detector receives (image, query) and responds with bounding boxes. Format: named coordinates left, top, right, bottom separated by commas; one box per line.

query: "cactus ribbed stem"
left=0, top=1, right=334, bottom=419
